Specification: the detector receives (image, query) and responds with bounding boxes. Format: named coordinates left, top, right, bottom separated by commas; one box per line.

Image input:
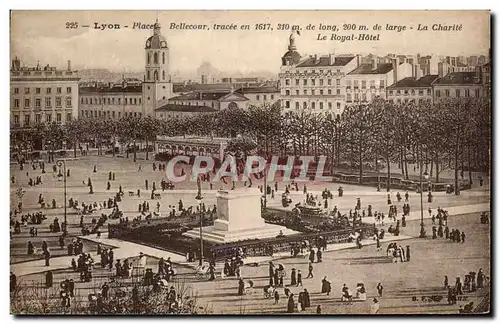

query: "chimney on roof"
left=392, top=59, right=398, bottom=83
left=67, top=60, right=71, bottom=71
left=329, top=53, right=335, bottom=65
left=314, top=54, right=319, bottom=63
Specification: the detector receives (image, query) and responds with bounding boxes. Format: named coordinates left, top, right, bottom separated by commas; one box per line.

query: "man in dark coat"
left=45, top=270, right=53, bottom=288
left=317, top=249, right=323, bottom=262
left=27, top=241, right=34, bottom=255
left=406, top=246, right=411, bottom=262
left=321, top=276, right=331, bottom=295
left=303, top=289, right=311, bottom=308
left=306, top=262, right=314, bottom=278
left=309, top=249, right=315, bottom=263
left=238, top=278, right=245, bottom=296
left=287, top=293, right=295, bottom=313
left=68, top=279, right=75, bottom=297
left=297, top=270, right=303, bottom=286
left=290, top=268, right=297, bottom=286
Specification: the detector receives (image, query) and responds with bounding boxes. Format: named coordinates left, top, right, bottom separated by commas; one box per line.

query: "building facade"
left=235, top=85, right=279, bottom=107
left=344, top=61, right=413, bottom=104
left=79, top=82, right=143, bottom=119
left=10, top=58, right=80, bottom=128
left=279, top=33, right=359, bottom=116
left=432, top=72, right=485, bottom=102
left=78, top=21, right=174, bottom=120
left=386, top=75, right=438, bottom=104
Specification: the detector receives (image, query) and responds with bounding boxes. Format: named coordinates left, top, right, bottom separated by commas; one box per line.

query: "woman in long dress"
left=287, top=293, right=295, bottom=313
left=290, top=268, right=297, bottom=286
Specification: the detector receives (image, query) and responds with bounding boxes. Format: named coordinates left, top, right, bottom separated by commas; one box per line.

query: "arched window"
left=154, top=52, right=158, bottom=64
left=228, top=102, right=238, bottom=109
left=147, top=53, right=150, bottom=64
left=147, top=71, right=150, bottom=80
left=162, top=52, right=165, bottom=64
left=162, top=70, right=165, bottom=80
left=154, top=71, right=158, bottom=81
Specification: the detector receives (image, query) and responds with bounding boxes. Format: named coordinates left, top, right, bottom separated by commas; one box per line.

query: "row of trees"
left=11, top=97, right=490, bottom=190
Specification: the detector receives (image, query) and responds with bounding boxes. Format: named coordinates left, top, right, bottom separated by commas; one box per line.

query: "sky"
left=10, top=10, right=490, bottom=75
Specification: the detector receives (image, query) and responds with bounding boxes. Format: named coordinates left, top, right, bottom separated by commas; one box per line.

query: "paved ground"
left=10, top=154, right=491, bottom=314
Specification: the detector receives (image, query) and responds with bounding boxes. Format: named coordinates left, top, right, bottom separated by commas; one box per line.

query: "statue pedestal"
left=183, top=188, right=298, bottom=244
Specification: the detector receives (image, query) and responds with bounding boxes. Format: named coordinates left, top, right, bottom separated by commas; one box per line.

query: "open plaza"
left=9, top=151, right=490, bottom=314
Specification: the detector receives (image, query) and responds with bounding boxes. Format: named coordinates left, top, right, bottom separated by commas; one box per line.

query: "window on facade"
left=336, top=79, right=340, bottom=86
left=35, top=88, right=41, bottom=94
left=14, top=88, right=19, bottom=94
left=361, top=81, right=366, bottom=89
left=46, top=114, right=52, bottom=122
left=354, top=80, right=359, bottom=88
left=162, top=52, right=165, bottom=64
left=380, top=80, right=385, bottom=88
left=271, top=95, right=274, bottom=100
left=154, top=52, right=158, bottom=64
left=57, top=87, right=62, bottom=94
left=328, top=79, right=332, bottom=85
left=427, top=89, right=431, bottom=95
left=147, top=53, right=150, bottom=64
left=419, top=98, right=424, bottom=105
left=66, top=113, right=72, bottom=121
left=295, top=102, right=299, bottom=109
left=147, top=71, right=150, bottom=80
left=404, top=90, right=409, bottom=95
left=347, top=94, right=352, bottom=102
left=311, top=90, right=315, bottom=95
left=295, top=90, right=299, bottom=96
left=370, top=80, right=375, bottom=88
left=304, top=90, right=307, bottom=95
left=319, top=102, right=323, bottom=109
left=125, top=98, right=128, bottom=104
left=66, top=97, right=72, bottom=107
left=54, top=97, right=61, bottom=107
left=319, top=79, right=323, bottom=86
left=303, top=79, right=307, bottom=86
left=337, top=89, right=340, bottom=95
left=24, top=99, right=30, bottom=108
left=418, top=90, right=424, bottom=96
left=303, top=102, right=307, bottom=109
left=45, top=97, right=51, bottom=107
left=24, top=115, right=30, bottom=125
left=455, top=89, right=461, bottom=97
left=435, top=90, right=440, bottom=97
left=56, top=113, right=61, bottom=123
left=354, top=93, right=359, bottom=101
left=311, top=102, right=316, bottom=109
left=445, top=89, right=450, bottom=97
left=13, top=115, right=19, bottom=124
left=67, top=87, right=72, bottom=94
left=464, top=89, right=469, bottom=97
left=35, top=114, right=41, bottom=124
left=14, top=99, right=19, bottom=108
left=320, top=90, right=323, bottom=95
left=337, top=102, right=341, bottom=110
left=285, top=101, right=290, bottom=108
left=112, top=98, right=115, bottom=104
left=328, top=102, right=332, bottom=109
left=475, top=89, right=480, bottom=97
left=262, top=95, right=266, bottom=101
left=295, top=79, right=299, bottom=85
left=362, top=93, right=367, bottom=101
left=285, top=79, right=290, bottom=85
left=256, top=95, right=260, bottom=100
left=35, top=98, right=41, bottom=108
left=410, top=89, right=415, bottom=95
left=47, top=88, right=52, bottom=94
left=327, top=89, right=332, bottom=95
left=118, top=112, right=121, bottom=118
left=138, top=98, right=141, bottom=104
left=24, top=88, right=30, bottom=94
left=336, top=69, right=340, bottom=73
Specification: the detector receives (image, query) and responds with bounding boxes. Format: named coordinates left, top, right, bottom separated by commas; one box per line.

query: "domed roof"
left=282, top=50, right=301, bottom=66
left=145, top=23, right=168, bottom=49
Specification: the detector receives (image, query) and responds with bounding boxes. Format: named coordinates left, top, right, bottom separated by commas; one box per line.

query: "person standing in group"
left=376, top=283, right=383, bottom=297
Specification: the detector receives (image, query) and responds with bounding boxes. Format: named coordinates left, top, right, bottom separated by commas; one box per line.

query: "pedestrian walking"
left=306, top=262, right=314, bottom=278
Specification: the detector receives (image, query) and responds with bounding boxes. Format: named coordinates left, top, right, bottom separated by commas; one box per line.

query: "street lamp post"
left=195, top=178, right=204, bottom=266
left=56, top=159, right=67, bottom=234
left=376, top=159, right=381, bottom=192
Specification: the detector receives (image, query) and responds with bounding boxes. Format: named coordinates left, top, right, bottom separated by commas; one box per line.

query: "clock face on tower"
left=146, top=40, right=151, bottom=47
left=161, top=41, right=167, bottom=47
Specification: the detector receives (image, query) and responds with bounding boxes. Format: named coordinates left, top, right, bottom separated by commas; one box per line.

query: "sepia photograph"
left=8, top=9, right=491, bottom=315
